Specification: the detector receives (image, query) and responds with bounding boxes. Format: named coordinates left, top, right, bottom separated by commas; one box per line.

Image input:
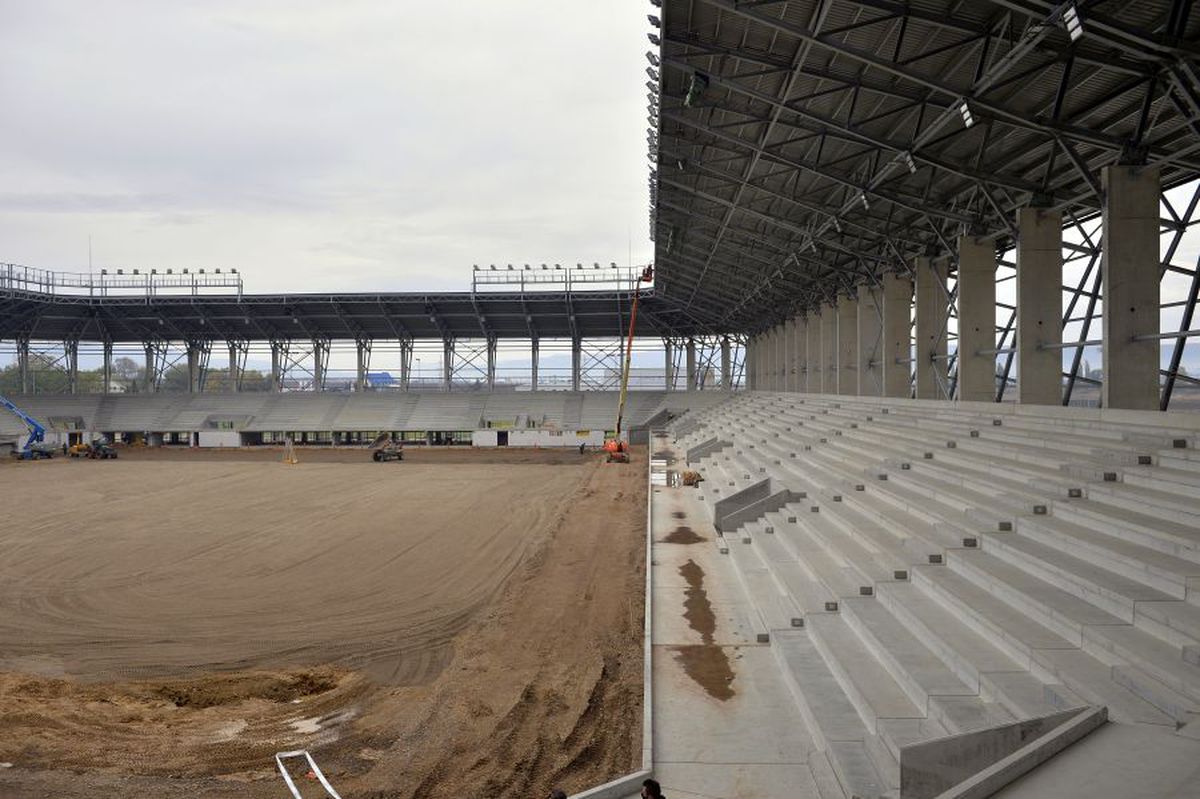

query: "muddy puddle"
left=672, top=559, right=735, bottom=700
left=661, top=526, right=705, bottom=545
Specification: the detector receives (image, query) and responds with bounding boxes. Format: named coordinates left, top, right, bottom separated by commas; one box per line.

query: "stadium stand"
left=668, top=392, right=1200, bottom=797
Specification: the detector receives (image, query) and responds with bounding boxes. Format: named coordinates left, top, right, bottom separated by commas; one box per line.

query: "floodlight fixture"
left=649, top=0, right=661, bottom=7
left=646, top=51, right=660, bottom=67
left=1063, top=4, right=1083, bottom=40
left=648, top=32, right=661, bottom=46
left=860, top=192, right=870, bottom=211
left=646, top=80, right=659, bottom=95
left=646, top=66, right=659, bottom=81
left=903, top=151, right=917, bottom=174
left=959, top=100, right=975, bottom=128
left=647, top=14, right=660, bottom=28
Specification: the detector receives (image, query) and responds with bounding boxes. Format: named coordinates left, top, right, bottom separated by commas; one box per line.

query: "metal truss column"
left=1102, top=165, right=1161, bottom=410
left=857, top=287, right=883, bottom=397
left=355, top=338, right=372, bottom=392
left=400, top=338, right=413, bottom=391
left=486, top=335, right=497, bottom=389
left=958, top=236, right=997, bottom=403
left=17, top=337, right=31, bottom=394
left=915, top=257, right=949, bottom=399
left=1016, top=208, right=1064, bottom=405
left=721, top=336, right=732, bottom=390
left=65, top=339, right=79, bottom=395
left=443, top=338, right=454, bottom=392
left=837, top=295, right=858, bottom=396
left=882, top=273, right=913, bottom=398
left=821, top=303, right=837, bottom=393
left=102, top=340, right=113, bottom=395
left=686, top=338, right=697, bottom=391
left=530, top=337, right=539, bottom=392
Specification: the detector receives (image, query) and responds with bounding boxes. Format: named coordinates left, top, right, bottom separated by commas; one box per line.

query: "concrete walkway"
left=650, top=442, right=843, bottom=799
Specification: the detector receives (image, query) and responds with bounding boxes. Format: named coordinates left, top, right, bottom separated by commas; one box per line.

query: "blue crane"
left=0, top=393, right=48, bottom=459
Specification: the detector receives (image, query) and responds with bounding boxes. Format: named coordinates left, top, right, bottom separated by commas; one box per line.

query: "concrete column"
left=915, top=257, right=949, bottom=399
left=145, top=343, right=157, bottom=393
left=793, top=316, right=808, bottom=392
left=1016, top=207, right=1064, bottom=405
left=312, top=340, right=326, bottom=391
left=882, top=273, right=912, bottom=398
left=228, top=343, right=241, bottom=393
left=443, top=338, right=454, bottom=391
left=400, top=339, right=412, bottom=391
left=570, top=336, right=581, bottom=392
left=186, top=344, right=201, bottom=393
left=100, top=340, right=112, bottom=394
left=721, top=336, right=732, bottom=390
left=837, top=295, right=858, bottom=395
left=65, top=339, right=79, bottom=395
left=270, top=342, right=284, bottom=392
left=806, top=311, right=821, bottom=392
left=664, top=339, right=674, bottom=391
left=686, top=338, right=697, bottom=391
left=857, top=286, right=883, bottom=396
left=17, top=337, right=30, bottom=394
left=821, top=303, right=837, bottom=393
left=530, top=337, right=539, bottom=391
left=1102, top=165, right=1161, bottom=410
left=355, top=340, right=370, bottom=392
left=788, top=318, right=801, bottom=391
left=486, top=336, right=497, bottom=389
left=957, top=235, right=997, bottom=402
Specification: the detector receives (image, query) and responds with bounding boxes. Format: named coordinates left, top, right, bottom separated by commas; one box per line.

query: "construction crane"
left=0, top=393, right=51, bottom=460
left=604, top=264, right=654, bottom=464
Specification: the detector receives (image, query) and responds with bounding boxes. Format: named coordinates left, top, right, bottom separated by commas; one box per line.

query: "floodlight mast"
left=614, top=264, right=654, bottom=443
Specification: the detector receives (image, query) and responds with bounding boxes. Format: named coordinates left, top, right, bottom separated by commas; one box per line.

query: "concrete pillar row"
left=882, top=273, right=913, bottom=398
left=915, top=257, right=949, bottom=399
left=1017, top=207, right=1064, bottom=405
left=837, top=294, right=858, bottom=395
left=821, top=303, right=838, bottom=393
left=957, top=235, right=998, bottom=402
left=1102, top=165, right=1161, bottom=410
left=857, top=286, right=883, bottom=397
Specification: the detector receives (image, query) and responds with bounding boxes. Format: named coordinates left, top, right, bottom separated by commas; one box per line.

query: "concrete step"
left=875, top=580, right=1027, bottom=693
left=805, top=613, right=924, bottom=733
left=1122, top=463, right=1200, bottom=495
left=1136, top=600, right=1200, bottom=649
left=840, top=596, right=979, bottom=712
left=1051, top=498, right=1200, bottom=565
left=773, top=629, right=895, bottom=798
left=1083, top=480, right=1200, bottom=527
left=979, top=671, right=1085, bottom=720
left=1019, top=514, right=1200, bottom=600
left=1033, top=647, right=1179, bottom=727
left=725, top=538, right=799, bottom=636
left=1078, top=623, right=1200, bottom=707
left=776, top=518, right=873, bottom=599
left=776, top=504, right=894, bottom=585
left=980, top=532, right=1175, bottom=625
left=751, top=524, right=838, bottom=614
left=928, top=695, right=1016, bottom=734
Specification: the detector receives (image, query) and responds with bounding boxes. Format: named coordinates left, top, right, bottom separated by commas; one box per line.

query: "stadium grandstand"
left=4, top=1, right=1200, bottom=799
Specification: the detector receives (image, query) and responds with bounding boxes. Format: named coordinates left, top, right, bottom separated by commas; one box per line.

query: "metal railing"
left=0, top=262, right=243, bottom=298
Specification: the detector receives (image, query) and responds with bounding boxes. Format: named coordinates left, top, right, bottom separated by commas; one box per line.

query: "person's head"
left=549, top=791, right=567, bottom=799
left=641, top=778, right=663, bottom=798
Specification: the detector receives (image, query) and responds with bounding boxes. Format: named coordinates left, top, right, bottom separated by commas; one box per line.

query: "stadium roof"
left=648, top=0, right=1200, bottom=333
left=0, top=288, right=711, bottom=343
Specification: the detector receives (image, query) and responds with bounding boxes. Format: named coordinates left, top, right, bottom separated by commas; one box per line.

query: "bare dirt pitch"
left=0, top=446, right=646, bottom=798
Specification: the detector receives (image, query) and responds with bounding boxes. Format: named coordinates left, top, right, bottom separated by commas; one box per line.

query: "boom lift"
left=603, top=265, right=654, bottom=464
left=1, top=393, right=52, bottom=460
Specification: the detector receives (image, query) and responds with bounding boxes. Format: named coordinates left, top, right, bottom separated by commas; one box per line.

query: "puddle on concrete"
left=673, top=559, right=735, bottom=700
left=671, top=511, right=685, bottom=519
left=661, top=526, right=705, bottom=545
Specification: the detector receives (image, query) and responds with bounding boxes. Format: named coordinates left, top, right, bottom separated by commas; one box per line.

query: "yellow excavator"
left=603, top=264, right=654, bottom=464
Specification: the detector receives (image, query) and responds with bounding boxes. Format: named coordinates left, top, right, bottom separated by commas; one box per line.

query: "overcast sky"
left=0, top=1, right=655, bottom=294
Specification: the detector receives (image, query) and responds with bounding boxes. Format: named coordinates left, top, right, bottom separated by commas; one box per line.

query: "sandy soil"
left=0, top=448, right=646, bottom=798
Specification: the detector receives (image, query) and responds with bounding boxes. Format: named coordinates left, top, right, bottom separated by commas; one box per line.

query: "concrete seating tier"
left=671, top=391, right=1200, bottom=797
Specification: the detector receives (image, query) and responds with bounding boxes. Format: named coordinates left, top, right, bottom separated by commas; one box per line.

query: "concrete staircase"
left=670, top=392, right=1200, bottom=798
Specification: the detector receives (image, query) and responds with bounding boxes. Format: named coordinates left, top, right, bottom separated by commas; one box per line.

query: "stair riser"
left=875, top=585, right=982, bottom=692
left=806, top=623, right=882, bottom=735
left=1084, top=485, right=1200, bottom=527
left=912, top=567, right=1040, bottom=670
left=841, top=604, right=935, bottom=713
left=1079, top=629, right=1200, bottom=708
left=1112, top=665, right=1200, bottom=723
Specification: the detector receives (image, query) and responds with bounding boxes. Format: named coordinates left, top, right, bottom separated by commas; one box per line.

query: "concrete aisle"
left=650, top=447, right=842, bottom=799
